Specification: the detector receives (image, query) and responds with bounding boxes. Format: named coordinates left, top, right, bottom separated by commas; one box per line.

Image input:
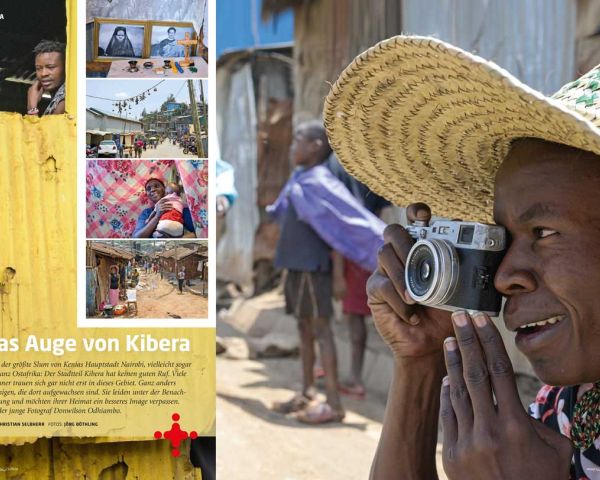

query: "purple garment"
left=267, top=164, right=385, bottom=272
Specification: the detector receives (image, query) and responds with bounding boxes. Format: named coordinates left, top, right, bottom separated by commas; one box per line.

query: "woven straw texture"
left=324, top=36, right=600, bottom=222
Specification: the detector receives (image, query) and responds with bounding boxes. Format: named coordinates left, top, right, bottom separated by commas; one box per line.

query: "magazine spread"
left=0, top=0, right=214, bottom=477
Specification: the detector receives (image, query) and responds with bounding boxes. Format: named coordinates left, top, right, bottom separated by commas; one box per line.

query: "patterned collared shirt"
left=529, top=384, right=600, bottom=479
left=44, top=83, right=65, bottom=115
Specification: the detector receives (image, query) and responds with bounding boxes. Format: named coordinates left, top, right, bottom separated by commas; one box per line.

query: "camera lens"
left=419, top=261, right=431, bottom=281
left=408, top=245, right=435, bottom=297
left=405, top=239, right=459, bottom=306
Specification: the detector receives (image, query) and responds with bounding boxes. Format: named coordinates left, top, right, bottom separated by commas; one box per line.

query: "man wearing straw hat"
left=324, top=36, right=600, bottom=479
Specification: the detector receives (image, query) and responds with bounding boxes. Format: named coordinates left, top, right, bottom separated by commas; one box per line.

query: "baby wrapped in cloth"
left=147, top=182, right=186, bottom=238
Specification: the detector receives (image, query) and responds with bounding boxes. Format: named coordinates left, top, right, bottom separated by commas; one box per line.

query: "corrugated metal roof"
left=158, top=247, right=199, bottom=260
left=89, top=242, right=136, bottom=260
left=87, top=107, right=144, bottom=125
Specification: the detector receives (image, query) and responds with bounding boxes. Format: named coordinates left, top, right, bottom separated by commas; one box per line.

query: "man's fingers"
left=450, top=311, right=496, bottom=422
left=377, top=243, right=413, bottom=303
left=443, top=337, right=473, bottom=434
left=470, top=312, right=522, bottom=413
left=406, top=203, right=432, bottom=224
left=382, top=224, right=414, bottom=265
left=440, top=376, right=458, bottom=447
left=366, top=271, right=415, bottom=324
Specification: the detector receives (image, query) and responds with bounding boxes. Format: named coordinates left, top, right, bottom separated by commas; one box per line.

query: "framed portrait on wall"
left=149, top=21, right=196, bottom=59
left=94, top=18, right=146, bottom=61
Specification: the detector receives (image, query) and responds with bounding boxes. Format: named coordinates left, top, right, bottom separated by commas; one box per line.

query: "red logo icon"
left=154, top=413, right=198, bottom=457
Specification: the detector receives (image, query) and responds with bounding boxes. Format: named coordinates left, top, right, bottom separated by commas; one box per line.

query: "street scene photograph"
left=86, top=239, right=208, bottom=319
left=86, top=79, right=208, bottom=158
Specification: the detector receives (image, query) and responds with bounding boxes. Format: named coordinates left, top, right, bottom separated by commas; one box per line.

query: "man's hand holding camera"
left=368, top=203, right=573, bottom=479
left=368, top=204, right=454, bottom=480
left=367, top=203, right=454, bottom=362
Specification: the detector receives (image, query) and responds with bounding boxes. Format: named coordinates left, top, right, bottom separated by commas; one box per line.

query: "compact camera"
left=404, top=220, right=506, bottom=316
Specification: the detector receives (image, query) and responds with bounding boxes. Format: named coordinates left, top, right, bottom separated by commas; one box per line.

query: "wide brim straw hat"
left=324, top=36, right=600, bottom=223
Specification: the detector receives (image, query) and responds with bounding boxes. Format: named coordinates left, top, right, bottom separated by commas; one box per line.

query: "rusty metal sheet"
left=256, top=98, right=293, bottom=208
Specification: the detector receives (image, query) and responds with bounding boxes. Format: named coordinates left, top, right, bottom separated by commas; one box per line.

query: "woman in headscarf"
left=105, top=26, right=135, bottom=57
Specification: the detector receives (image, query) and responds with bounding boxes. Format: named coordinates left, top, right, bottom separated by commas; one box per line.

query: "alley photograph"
left=86, top=240, right=208, bottom=319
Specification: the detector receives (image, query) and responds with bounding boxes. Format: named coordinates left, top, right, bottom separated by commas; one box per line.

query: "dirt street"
left=135, top=271, right=208, bottom=318
left=216, top=350, right=448, bottom=480
left=141, top=140, right=197, bottom=158
left=217, top=314, right=542, bottom=480
left=217, top=356, right=384, bottom=480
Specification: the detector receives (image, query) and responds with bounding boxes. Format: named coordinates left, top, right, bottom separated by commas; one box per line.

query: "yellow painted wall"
left=0, top=439, right=203, bottom=479
left=0, top=1, right=213, bottom=476
left=0, top=114, right=77, bottom=333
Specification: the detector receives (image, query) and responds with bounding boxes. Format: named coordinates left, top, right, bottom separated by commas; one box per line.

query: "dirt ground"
left=217, top=339, right=542, bottom=480
left=134, top=271, right=208, bottom=318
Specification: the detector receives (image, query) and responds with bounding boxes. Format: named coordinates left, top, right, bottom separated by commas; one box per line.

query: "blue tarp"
left=217, top=0, right=294, bottom=58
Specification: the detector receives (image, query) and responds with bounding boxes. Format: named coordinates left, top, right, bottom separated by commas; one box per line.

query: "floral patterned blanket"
left=86, top=159, right=208, bottom=238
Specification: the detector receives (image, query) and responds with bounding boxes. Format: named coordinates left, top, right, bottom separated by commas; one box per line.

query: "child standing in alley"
left=267, top=120, right=385, bottom=424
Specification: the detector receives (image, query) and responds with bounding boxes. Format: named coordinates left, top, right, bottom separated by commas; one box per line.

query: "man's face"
left=168, top=29, right=176, bottom=40
left=289, top=127, right=317, bottom=167
left=493, top=139, right=600, bottom=386
left=34, top=52, right=65, bottom=93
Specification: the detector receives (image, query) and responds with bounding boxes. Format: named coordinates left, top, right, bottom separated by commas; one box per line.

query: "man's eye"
left=534, top=227, right=558, bottom=239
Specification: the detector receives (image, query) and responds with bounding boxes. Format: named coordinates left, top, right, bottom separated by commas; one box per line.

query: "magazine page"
left=0, top=0, right=214, bottom=478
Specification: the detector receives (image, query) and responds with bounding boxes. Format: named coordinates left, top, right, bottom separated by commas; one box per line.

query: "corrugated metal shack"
left=157, top=245, right=209, bottom=281
left=216, top=47, right=294, bottom=291
left=86, top=242, right=136, bottom=315
left=251, top=0, right=600, bottom=378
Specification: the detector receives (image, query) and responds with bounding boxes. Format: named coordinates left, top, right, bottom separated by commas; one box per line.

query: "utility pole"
left=198, top=80, right=207, bottom=157
left=187, top=80, right=205, bottom=157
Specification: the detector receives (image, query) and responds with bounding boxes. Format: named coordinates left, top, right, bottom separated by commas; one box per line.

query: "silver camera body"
left=404, top=220, right=506, bottom=316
